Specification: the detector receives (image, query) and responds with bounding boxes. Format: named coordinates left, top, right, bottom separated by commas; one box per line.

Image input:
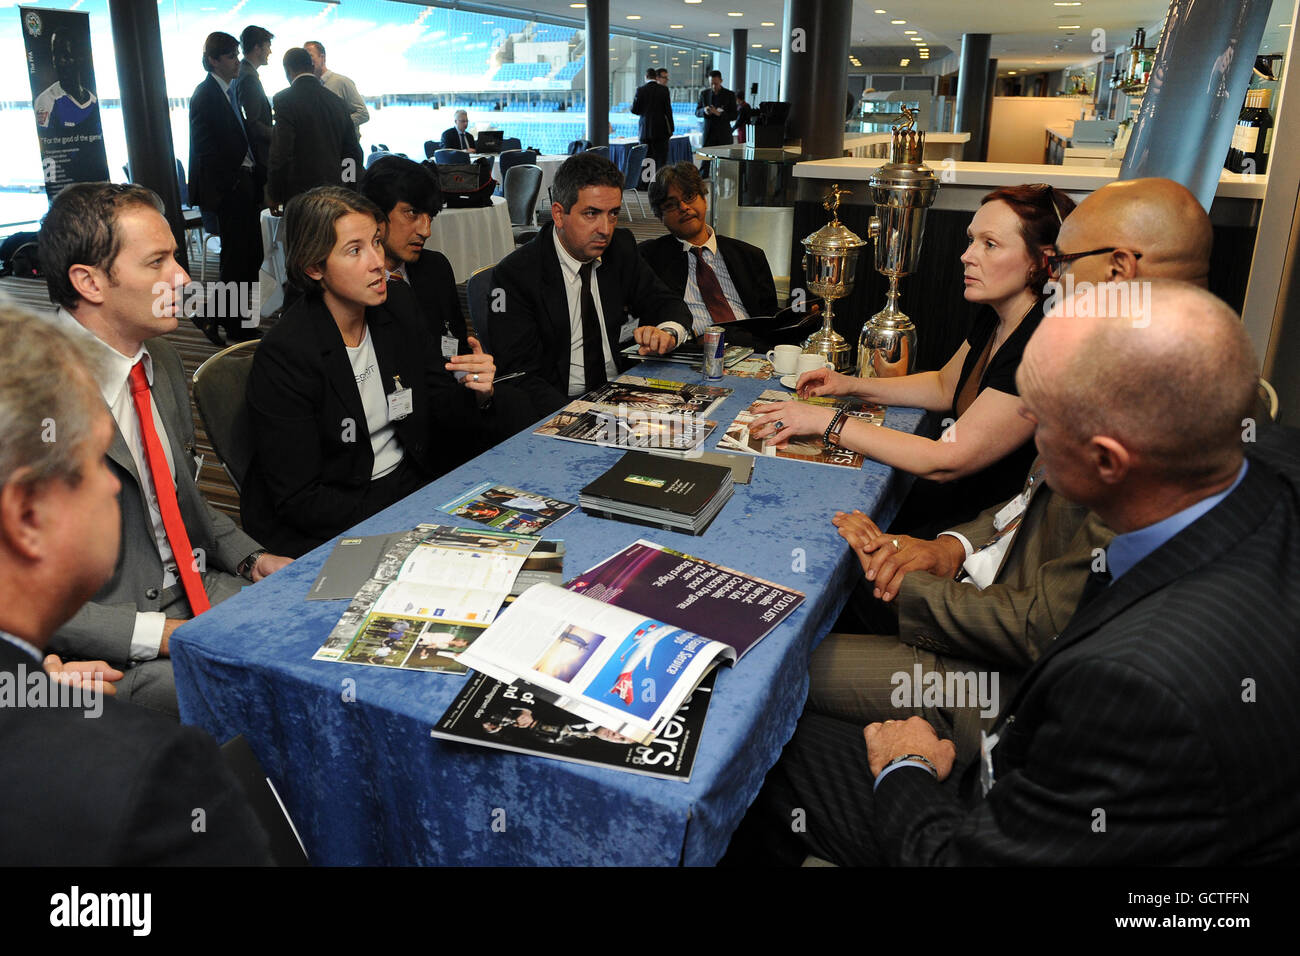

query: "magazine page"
left=438, top=481, right=575, bottom=535
left=313, top=526, right=537, bottom=672
left=567, top=539, right=805, bottom=659
left=534, top=399, right=717, bottom=453
left=455, top=583, right=733, bottom=744
left=431, top=671, right=714, bottom=781
left=716, top=389, right=884, bottom=469
left=583, top=375, right=732, bottom=417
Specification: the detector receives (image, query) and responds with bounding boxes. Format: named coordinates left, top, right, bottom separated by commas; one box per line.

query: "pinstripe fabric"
left=767, top=426, right=1300, bottom=865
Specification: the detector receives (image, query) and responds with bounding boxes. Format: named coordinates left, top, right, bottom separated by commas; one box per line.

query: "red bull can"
left=702, top=326, right=725, bottom=380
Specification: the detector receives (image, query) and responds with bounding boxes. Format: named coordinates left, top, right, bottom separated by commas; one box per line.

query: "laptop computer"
left=476, top=130, right=504, bottom=153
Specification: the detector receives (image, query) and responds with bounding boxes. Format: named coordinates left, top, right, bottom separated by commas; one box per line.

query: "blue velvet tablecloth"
left=172, top=364, right=924, bottom=865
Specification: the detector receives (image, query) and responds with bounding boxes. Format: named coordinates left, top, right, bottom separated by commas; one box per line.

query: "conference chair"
left=585, top=145, right=609, bottom=158
left=500, top=137, right=523, bottom=152
left=434, top=148, right=471, bottom=164
left=424, top=140, right=438, bottom=159
left=499, top=148, right=537, bottom=181
left=567, top=138, right=592, bottom=154
left=192, top=339, right=259, bottom=494
left=504, top=165, right=543, bottom=244
left=623, top=143, right=649, bottom=219
left=220, top=735, right=309, bottom=866
left=466, top=266, right=495, bottom=352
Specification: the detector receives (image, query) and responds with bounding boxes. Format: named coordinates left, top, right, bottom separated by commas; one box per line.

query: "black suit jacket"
left=188, top=74, right=251, bottom=212
left=440, top=127, right=476, bottom=151
left=873, top=427, right=1300, bottom=865
left=637, top=231, right=778, bottom=326
left=630, top=81, right=673, bottom=142
left=237, top=60, right=273, bottom=170
left=267, top=74, right=363, bottom=206
left=404, top=249, right=468, bottom=350
left=242, top=282, right=495, bottom=557
left=695, top=86, right=737, bottom=146
left=0, top=640, right=270, bottom=864
left=491, top=223, right=692, bottom=413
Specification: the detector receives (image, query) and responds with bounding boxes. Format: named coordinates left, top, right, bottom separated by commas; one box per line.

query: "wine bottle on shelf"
left=1225, top=88, right=1274, bottom=175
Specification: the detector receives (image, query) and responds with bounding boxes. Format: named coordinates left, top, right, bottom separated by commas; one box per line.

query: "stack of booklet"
left=579, top=450, right=734, bottom=535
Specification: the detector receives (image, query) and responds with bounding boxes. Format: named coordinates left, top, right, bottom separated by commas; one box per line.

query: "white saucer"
left=779, top=373, right=800, bottom=390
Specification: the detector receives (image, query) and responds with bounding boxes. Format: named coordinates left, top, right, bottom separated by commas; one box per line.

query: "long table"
left=171, top=365, right=923, bottom=865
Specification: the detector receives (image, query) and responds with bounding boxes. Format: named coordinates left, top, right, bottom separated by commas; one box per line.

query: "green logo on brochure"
left=624, top=474, right=665, bottom=488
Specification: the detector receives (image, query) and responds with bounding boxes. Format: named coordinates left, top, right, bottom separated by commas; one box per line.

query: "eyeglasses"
left=1045, top=247, right=1142, bottom=279
left=657, top=192, right=699, bottom=214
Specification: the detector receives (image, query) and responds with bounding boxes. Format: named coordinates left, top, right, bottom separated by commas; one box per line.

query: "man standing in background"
left=237, top=25, right=274, bottom=207
left=304, top=40, right=369, bottom=135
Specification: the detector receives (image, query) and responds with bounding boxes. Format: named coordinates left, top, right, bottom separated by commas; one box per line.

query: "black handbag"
left=429, top=158, right=495, bottom=208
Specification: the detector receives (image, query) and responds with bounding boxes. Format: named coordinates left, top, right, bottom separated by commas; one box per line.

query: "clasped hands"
left=832, top=510, right=965, bottom=603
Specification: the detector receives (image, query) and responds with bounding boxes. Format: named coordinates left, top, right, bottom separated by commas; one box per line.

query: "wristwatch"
left=237, top=549, right=267, bottom=582
left=822, top=408, right=847, bottom=449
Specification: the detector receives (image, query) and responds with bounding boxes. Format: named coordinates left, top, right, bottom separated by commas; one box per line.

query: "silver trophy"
left=859, top=108, right=939, bottom=377
left=801, top=184, right=866, bottom=373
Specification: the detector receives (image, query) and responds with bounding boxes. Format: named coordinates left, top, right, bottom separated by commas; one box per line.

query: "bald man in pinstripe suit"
left=743, top=281, right=1300, bottom=866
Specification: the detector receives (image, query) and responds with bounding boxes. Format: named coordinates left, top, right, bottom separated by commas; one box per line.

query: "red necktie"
left=691, top=246, right=736, bottom=324
left=128, top=360, right=211, bottom=616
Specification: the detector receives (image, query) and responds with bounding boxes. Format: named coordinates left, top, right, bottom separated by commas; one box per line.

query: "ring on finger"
left=472, top=373, right=480, bottom=383
left=772, top=419, right=785, bottom=431
left=892, top=537, right=901, bottom=551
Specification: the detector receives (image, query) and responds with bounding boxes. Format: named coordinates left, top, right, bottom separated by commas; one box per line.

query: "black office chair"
left=499, top=148, right=537, bottom=180
left=424, top=140, right=438, bottom=159
left=434, top=148, right=470, bottom=164
left=504, top=165, right=543, bottom=244
left=466, top=266, right=495, bottom=351
left=192, top=339, right=259, bottom=493
left=623, top=143, right=649, bottom=218
left=500, top=137, right=522, bottom=151
left=585, top=145, right=609, bottom=158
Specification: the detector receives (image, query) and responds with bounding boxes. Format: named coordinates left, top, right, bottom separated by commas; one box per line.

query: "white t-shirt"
left=345, top=326, right=404, bottom=480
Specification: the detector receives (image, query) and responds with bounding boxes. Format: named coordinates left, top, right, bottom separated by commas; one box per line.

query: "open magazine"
left=313, top=525, right=538, bottom=673
left=455, top=583, right=733, bottom=745
left=534, top=400, right=717, bottom=454
left=717, top=388, right=886, bottom=469
left=583, top=374, right=732, bottom=417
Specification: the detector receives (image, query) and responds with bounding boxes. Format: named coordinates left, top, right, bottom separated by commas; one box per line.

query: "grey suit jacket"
left=896, top=460, right=1114, bottom=674
left=48, top=337, right=260, bottom=665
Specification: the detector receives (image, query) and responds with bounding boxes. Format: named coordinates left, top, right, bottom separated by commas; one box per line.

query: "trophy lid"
left=868, top=107, right=939, bottom=192
left=801, top=184, right=866, bottom=253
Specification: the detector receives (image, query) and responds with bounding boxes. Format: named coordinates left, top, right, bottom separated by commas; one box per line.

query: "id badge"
left=441, top=335, right=460, bottom=360
left=980, top=730, right=999, bottom=796
left=993, top=492, right=1028, bottom=532
left=387, top=376, right=413, bottom=421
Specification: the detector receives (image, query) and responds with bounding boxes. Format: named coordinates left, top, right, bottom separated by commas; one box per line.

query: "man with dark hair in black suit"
left=237, top=25, right=274, bottom=205
left=359, top=155, right=466, bottom=352
left=0, top=307, right=270, bottom=865
left=736, top=280, right=1300, bottom=866
left=639, top=161, right=777, bottom=339
left=490, top=153, right=691, bottom=414
left=630, top=68, right=673, bottom=181
left=696, top=70, right=737, bottom=147
left=188, top=31, right=263, bottom=342
left=267, top=47, right=363, bottom=212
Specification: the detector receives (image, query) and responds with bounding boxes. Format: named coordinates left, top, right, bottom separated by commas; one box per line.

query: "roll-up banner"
left=20, top=6, right=110, bottom=200
left=1119, top=0, right=1271, bottom=210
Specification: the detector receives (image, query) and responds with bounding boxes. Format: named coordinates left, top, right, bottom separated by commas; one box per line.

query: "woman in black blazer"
left=243, top=187, right=501, bottom=557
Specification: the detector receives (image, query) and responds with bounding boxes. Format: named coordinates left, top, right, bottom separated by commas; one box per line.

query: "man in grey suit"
left=738, top=280, right=1300, bottom=866
left=807, top=176, right=1215, bottom=770
left=267, top=47, right=364, bottom=212
left=38, top=182, right=292, bottom=717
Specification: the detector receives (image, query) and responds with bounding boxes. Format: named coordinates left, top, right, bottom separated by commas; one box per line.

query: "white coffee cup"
left=767, top=344, right=802, bottom=375
left=795, top=353, right=833, bottom=376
